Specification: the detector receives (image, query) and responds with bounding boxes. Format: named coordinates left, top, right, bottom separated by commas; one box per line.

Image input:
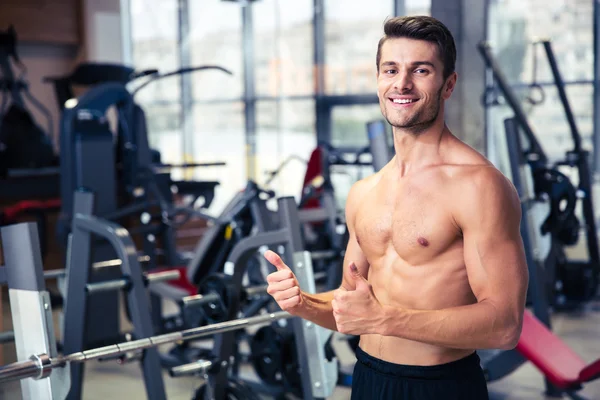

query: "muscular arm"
left=293, top=180, right=371, bottom=331
left=380, top=168, right=529, bottom=349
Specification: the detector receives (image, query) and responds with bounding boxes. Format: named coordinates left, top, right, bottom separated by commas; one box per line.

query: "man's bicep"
left=339, top=180, right=370, bottom=289
left=339, top=232, right=369, bottom=289
left=459, top=170, right=529, bottom=307
left=463, top=231, right=528, bottom=305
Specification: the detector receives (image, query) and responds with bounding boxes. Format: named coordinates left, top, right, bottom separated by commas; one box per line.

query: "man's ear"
left=442, top=72, right=458, bottom=100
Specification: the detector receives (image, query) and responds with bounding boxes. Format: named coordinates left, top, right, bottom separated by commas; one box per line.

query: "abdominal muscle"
left=358, top=252, right=478, bottom=366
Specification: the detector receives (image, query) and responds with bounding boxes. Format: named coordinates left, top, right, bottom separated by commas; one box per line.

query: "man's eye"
left=415, top=69, right=429, bottom=74
left=385, top=69, right=397, bottom=74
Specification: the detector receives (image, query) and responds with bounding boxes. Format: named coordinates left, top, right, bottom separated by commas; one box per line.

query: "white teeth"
left=393, top=98, right=415, bottom=104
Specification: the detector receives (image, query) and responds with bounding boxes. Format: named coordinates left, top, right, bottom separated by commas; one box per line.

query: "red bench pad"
left=2, top=199, right=61, bottom=220
left=152, top=266, right=196, bottom=296
left=579, top=358, right=600, bottom=383
left=516, top=309, right=588, bottom=389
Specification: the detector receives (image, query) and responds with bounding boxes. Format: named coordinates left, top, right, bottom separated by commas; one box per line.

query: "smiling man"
left=264, top=15, right=529, bottom=400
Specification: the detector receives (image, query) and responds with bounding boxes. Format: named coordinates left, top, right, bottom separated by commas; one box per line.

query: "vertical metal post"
left=314, top=0, right=329, bottom=145
left=63, top=191, right=94, bottom=400
left=179, top=0, right=194, bottom=161
left=594, top=0, right=600, bottom=173
left=72, top=214, right=167, bottom=399
left=243, top=3, right=257, bottom=180
left=119, top=0, right=133, bottom=65
left=1, top=223, right=69, bottom=400
left=279, top=197, right=336, bottom=399
left=394, top=0, right=405, bottom=16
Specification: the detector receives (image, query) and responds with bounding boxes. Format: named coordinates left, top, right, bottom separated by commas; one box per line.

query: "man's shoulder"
left=449, top=163, right=513, bottom=193
left=445, top=163, right=520, bottom=220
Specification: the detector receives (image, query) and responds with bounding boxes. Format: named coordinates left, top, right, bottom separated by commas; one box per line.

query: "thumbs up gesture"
left=332, top=262, right=387, bottom=335
left=264, top=250, right=305, bottom=315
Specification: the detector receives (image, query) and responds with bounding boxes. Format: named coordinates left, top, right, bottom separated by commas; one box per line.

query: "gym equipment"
left=479, top=40, right=599, bottom=310
left=154, top=176, right=344, bottom=369
left=366, top=120, right=392, bottom=172
left=536, top=39, right=600, bottom=306
left=0, top=196, right=338, bottom=400
left=0, top=25, right=57, bottom=176
left=58, top=85, right=130, bottom=349
left=62, top=191, right=181, bottom=399
left=479, top=117, right=557, bottom=392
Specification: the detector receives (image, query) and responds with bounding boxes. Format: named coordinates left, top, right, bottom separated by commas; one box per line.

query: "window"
left=256, top=100, right=317, bottom=199
left=486, top=83, right=593, bottom=171
left=189, top=0, right=244, bottom=101
left=405, top=0, right=431, bottom=15
left=487, top=0, right=594, bottom=83
left=253, top=0, right=314, bottom=97
left=190, top=102, right=246, bottom=214
left=324, top=0, right=394, bottom=95
left=331, top=104, right=386, bottom=147
left=129, top=0, right=181, bottom=163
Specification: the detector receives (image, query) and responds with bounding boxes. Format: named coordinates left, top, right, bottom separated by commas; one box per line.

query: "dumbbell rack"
left=0, top=195, right=339, bottom=400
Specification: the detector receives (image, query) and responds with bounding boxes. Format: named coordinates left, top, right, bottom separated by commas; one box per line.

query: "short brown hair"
left=376, top=16, right=456, bottom=80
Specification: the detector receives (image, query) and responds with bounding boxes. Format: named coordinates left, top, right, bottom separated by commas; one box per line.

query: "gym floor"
left=2, top=289, right=600, bottom=400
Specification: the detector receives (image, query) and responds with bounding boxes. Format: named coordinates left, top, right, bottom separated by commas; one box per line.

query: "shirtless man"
left=265, top=15, right=529, bottom=400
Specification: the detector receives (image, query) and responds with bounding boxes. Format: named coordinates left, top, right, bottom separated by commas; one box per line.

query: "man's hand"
left=332, top=263, right=387, bottom=335
left=265, top=250, right=305, bottom=315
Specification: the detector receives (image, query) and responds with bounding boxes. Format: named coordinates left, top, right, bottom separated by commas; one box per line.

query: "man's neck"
left=391, top=121, right=450, bottom=177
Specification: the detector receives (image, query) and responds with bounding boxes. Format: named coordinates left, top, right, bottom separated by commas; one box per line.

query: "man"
left=265, top=15, right=529, bottom=400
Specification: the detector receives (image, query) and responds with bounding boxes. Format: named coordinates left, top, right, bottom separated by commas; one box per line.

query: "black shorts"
left=351, top=347, right=489, bottom=400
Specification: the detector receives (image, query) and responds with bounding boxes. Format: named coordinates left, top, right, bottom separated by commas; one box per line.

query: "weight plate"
left=193, top=378, right=261, bottom=400
left=249, top=326, right=302, bottom=396
left=198, top=273, right=232, bottom=323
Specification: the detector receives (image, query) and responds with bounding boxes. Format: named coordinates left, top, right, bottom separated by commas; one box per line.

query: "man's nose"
left=393, top=71, right=413, bottom=92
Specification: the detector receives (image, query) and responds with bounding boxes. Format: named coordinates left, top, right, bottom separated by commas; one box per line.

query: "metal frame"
left=178, top=0, right=194, bottom=161
left=594, top=0, right=600, bottom=174
left=206, top=196, right=337, bottom=399
left=242, top=3, right=258, bottom=180
left=62, top=191, right=166, bottom=400
left=0, top=222, right=69, bottom=400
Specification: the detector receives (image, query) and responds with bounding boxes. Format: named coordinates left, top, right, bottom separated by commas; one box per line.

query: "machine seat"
left=516, top=309, right=600, bottom=389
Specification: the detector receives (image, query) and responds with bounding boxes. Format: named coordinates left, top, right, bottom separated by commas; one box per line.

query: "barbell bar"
left=179, top=269, right=328, bottom=311
left=85, top=269, right=181, bottom=294
left=0, top=310, right=294, bottom=384
left=43, top=255, right=151, bottom=280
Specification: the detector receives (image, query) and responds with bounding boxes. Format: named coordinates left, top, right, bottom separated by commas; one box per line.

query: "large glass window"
left=253, top=0, right=314, bottom=97
left=256, top=100, right=317, bottom=199
left=405, top=0, right=431, bottom=15
left=189, top=0, right=244, bottom=101
left=129, top=0, right=181, bottom=163
left=190, top=102, right=246, bottom=214
left=487, top=0, right=594, bottom=83
left=331, top=104, right=386, bottom=148
left=324, top=0, right=394, bottom=95
left=486, top=0, right=594, bottom=169
left=486, top=84, right=593, bottom=167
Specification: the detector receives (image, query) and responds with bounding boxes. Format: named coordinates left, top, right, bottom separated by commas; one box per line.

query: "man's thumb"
left=264, top=250, right=289, bottom=271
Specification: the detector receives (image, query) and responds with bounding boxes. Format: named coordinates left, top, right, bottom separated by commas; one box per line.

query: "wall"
left=431, top=0, right=488, bottom=154
left=0, top=0, right=126, bottom=365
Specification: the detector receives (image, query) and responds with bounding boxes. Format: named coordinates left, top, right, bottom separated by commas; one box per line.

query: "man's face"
left=376, top=38, right=456, bottom=133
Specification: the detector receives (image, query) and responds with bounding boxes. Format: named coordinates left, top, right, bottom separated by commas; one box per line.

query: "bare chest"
left=354, top=183, right=460, bottom=264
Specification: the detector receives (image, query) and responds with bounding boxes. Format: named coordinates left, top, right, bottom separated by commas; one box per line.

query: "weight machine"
left=480, top=40, right=599, bottom=311
left=0, top=195, right=339, bottom=400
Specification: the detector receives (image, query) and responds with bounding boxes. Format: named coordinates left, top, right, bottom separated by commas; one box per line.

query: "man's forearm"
left=382, top=300, right=520, bottom=350
left=294, top=290, right=338, bottom=331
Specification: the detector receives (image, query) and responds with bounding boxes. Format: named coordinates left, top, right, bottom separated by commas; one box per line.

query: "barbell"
left=0, top=310, right=295, bottom=384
